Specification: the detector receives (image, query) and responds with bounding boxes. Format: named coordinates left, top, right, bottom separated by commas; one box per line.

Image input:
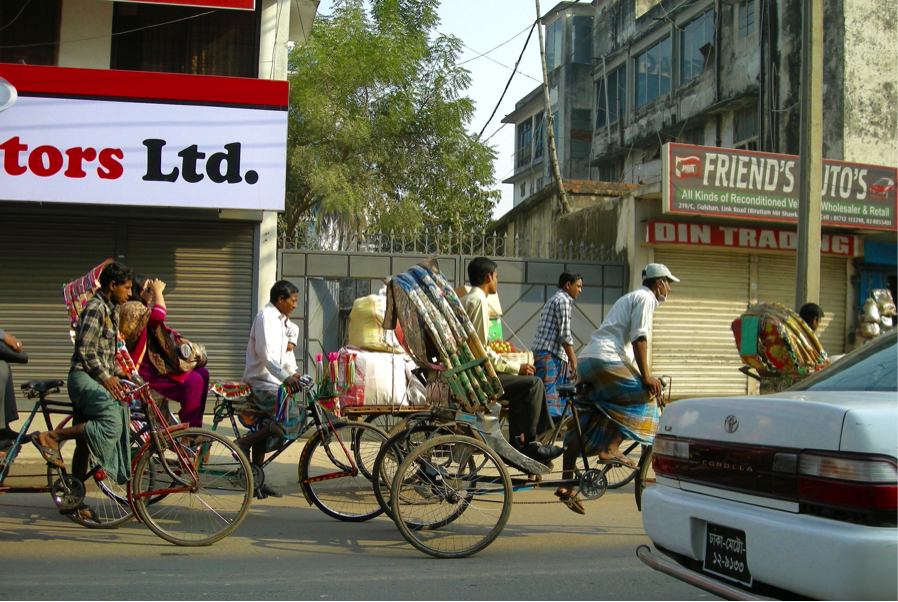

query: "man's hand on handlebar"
left=283, top=375, right=303, bottom=394
left=103, top=376, right=128, bottom=401
left=644, top=376, right=664, bottom=399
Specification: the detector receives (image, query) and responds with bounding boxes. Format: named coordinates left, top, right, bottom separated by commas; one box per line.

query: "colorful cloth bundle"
left=63, top=258, right=113, bottom=340
left=210, top=381, right=252, bottom=399
left=732, top=302, right=829, bottom=378
left=384, top=259, right=503, bottom=412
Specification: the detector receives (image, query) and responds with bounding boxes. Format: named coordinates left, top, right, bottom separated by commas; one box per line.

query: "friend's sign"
left=0, top=64, right=287, bottom=211
left=663, top=143, right=897, bottom=231
left=647, top=221, right=861, bottom=257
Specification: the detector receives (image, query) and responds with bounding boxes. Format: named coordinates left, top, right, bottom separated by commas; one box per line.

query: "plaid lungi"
left=242, top=387, right=306, bottom=444
left=564, top=356, right=658, bottom=455
left=534, top=350, right=569, bottom=419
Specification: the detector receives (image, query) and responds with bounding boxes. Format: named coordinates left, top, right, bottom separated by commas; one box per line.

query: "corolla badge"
left=724, top=415, right=739, bottom=434
left=0, top=77, right=17, bottom=113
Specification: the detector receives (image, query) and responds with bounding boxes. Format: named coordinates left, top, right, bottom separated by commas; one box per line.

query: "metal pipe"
left=635, top=546, right=771, bottom=602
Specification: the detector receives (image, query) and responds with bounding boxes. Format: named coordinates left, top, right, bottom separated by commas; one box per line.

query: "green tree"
left=283, top=0, right=499, bottom=243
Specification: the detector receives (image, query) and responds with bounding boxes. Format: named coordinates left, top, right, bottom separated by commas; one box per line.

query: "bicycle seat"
left=557, top=382, right=590, bottom=398
left=20, top=379, right=65, bottom=393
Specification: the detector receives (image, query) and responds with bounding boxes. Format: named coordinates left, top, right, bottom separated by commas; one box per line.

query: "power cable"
left=477, top=22, right=537, bottom=139
left=457, top=22, right=534, bottom=66
left=0, top=0, right=34, bottom=33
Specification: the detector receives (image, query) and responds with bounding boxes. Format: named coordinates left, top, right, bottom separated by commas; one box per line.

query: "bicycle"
left=209, top=378, right=389, bottom=522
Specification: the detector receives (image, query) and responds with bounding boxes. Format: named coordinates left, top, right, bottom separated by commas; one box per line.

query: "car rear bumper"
left=642, top=485, right=898, bottom=601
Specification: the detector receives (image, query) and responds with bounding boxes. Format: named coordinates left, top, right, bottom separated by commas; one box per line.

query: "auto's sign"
left=0, top=64, right=287, bottom=211
left=99, top=0, right=254, bottom=10
left=662, top=143, right=897, bottom=231
left=647, top=221, right=862, bottom=257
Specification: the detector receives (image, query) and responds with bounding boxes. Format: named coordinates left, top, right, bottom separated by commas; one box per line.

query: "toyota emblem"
left=724, top=415, right=739, bottom=433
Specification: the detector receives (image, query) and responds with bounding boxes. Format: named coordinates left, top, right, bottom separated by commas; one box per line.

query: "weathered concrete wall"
left=841, top=0, right=898, bottom=165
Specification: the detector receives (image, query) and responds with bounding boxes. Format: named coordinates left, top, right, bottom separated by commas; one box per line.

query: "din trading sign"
left=662, top=143, right=897, bottom=231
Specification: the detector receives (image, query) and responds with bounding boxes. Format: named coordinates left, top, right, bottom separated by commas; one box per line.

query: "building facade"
left=0, top=0, right=317, bottom=384
left=497, top=0, right=897, bottom=398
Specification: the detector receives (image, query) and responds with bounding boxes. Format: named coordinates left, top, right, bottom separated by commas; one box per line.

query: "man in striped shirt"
left=532, top=271, right=582, bottom=418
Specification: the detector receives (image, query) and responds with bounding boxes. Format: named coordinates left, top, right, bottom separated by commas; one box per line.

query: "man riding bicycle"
left=555, top=263, right=678, bottom=514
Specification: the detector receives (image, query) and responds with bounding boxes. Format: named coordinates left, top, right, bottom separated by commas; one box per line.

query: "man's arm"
left=632, top=338, right=662, bottom=398
left=557, top=298, right=577, bottom=379
left=254, top=312, right=302, bottom=391
left=465, top=294, right=521, bottom=375
left=77, top=305, right=115, bottom=384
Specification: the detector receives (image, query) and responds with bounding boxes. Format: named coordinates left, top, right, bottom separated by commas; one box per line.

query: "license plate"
left=703, top=523, right=752, bottom=587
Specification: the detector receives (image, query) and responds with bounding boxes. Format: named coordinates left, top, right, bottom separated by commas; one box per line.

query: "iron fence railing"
left=279, top=228, right=624, bottom=262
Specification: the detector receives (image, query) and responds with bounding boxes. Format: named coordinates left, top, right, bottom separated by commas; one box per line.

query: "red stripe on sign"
left=114, top=0, right=255, bottom=10
left=0, top=63, right=287, bottom=108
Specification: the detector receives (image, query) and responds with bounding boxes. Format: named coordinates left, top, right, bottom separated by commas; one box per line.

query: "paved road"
left=0, top=454, right=713, bottom=601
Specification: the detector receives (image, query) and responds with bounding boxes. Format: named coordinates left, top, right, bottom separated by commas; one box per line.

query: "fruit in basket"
left=488, top=340, right=518, bottom=354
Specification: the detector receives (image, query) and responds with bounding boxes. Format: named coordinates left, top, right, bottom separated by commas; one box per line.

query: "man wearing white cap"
left=554, top=263, right=678, bottom=514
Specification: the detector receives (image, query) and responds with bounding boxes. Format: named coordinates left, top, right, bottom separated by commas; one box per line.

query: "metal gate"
left=278, top=233, right=628, bottom=376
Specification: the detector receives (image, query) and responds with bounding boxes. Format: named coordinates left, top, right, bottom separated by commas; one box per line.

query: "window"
left=545, top=19, right=563, bottom=71
left=520, top=182, right=527, bottom=198
left=739, top=0, right=756, bottom=37
left=792, top=333, right=896, bottom=393
left=516, top=120, right=533, bottom=168
left=571, top=108, right=592, bottom=159
left=684, top=126, right=704, bottom=146
left=112, top=4, right=256, bottom=77
left=681, top=10, right=715, bottom=83
left=598, top=161, right=622, bottom=183
left=734, top=105, right=759, bottom=150
left=572, top=16, right=593, bottom=65
left=0, top=0, right=61, bottom=66
left=635, top=38, right=671, bottom=108
left=596, top=66, right=626, bottom=128
left=533, top=113, right=544, bottom=159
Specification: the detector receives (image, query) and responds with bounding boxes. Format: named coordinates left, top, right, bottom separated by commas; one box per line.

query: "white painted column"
left=254, top=210, right=279, bottom=314
left=58, top=0, right=113, bottom=69
left=258, top=0, right=291, bottom=80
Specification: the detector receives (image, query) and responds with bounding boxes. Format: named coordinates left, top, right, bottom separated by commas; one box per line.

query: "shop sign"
left=101, top=0, right=254, bottom=10
left=647, top=221, right=861, bottom=257
left=0, top=64, right=287, bottom=212
left=662, top=143, right=897, bottom=231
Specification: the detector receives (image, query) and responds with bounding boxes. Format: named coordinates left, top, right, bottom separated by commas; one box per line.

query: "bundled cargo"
left=731, top=302, right=829, bottom=378
left=384, top=259, right=504, bottom=412
left=337, top=346, right=412, bottom=408
left=347, top=294, right=404, bottom=353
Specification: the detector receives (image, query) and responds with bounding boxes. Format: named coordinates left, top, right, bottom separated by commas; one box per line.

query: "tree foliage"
left=284, top=0, right=500, bottom=242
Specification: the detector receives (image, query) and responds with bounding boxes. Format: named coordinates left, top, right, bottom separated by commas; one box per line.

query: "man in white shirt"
left=555, top=263, right=677, bottom=514
left=236, top=280, right=305, bottom=498
left=462, top=257, right=562, bottom=464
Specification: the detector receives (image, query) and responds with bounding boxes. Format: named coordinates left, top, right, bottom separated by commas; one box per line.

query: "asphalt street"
left=0, top=449, right=713, bottom=601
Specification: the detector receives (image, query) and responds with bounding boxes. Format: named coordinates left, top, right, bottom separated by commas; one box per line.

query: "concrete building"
left=496, top=0, right=897, bottom=398
left=0, top=0, right=317, bottom=384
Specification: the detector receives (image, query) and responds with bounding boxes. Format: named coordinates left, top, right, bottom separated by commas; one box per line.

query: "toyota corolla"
left=639, top=330, right=897, bottom=600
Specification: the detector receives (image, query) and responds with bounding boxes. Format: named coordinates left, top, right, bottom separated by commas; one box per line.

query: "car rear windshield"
left=791, top=331, right=897, bottom=392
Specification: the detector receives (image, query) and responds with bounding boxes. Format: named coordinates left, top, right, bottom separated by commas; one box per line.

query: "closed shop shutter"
left=0, top=212, right=117, bottom=386
left=757, top=255, right=847, bottom=355
left=126, top=219, right=254, bottom=383
left=652, top=249, right=750, bottom=398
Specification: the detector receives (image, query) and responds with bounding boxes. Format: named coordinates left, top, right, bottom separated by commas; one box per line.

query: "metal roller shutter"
left=126, top=220, right=255, bottom=383
left=0, top=212, right=117, bottom=386
left=757, top=255, right=847, bottom=354
left=652, top=249, right=750, bottom=398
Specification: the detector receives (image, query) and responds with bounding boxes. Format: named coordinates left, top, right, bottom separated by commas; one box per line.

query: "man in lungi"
left=235, top=280, right=306, bottom=498
left=555, top=263, right=677, bottom=514
left=33, top=262, right=135, bottom=520
left=462, top=257, right=563, bottom=464
left=532, top=271, right=582, bottom=419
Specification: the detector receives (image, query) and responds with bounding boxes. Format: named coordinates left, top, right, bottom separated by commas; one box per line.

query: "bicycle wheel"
left=131, top=428, right=253, bottom=546
left=298, top=421, right=388, bottom=522
left=601, top=439, right=642, bottom=489
left=391, top=435, right=512, bottom=559
left=634, top=444, right=654, bottom=511
left=49, top=441, right=135, bottom=529
left=364, top=412, right=406, bottom=435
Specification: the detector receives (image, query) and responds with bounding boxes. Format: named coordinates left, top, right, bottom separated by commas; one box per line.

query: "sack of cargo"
left=348, top=295, right=403, bottom=353
left=731, top=302, right=829, bottom=378
left=337, top=346, right=410, bottom=407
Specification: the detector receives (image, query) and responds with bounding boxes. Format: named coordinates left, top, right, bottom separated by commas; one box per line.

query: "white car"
left=639, top=330, right=897, bottom=600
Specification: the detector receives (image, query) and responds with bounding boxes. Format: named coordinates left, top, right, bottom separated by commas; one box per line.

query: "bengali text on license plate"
left=703, top=523, right=752, bottom=587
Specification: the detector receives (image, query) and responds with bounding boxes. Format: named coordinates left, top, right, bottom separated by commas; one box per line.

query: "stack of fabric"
left=384, top=260, right=504, bottom=412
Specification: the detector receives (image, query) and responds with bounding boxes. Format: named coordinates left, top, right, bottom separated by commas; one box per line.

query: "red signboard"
left=646, top=221, right=861, bottom=257
left=103, top=0, right=255, bottom=10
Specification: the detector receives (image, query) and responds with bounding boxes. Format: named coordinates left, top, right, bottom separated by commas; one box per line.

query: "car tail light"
left=798, top=452, right=897, bottom=515
left=653, top=436, right=689, bottom=478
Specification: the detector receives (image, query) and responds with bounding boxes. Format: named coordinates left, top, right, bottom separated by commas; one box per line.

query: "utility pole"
left=535, top=0, right=572, bottom=215
left=795, top=0, right=823, bottom=306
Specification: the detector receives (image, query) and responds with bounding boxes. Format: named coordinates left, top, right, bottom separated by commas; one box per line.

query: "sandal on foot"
left=554, top=489, right=586, bottom=515
left=600, top=455, right=636, bottom=468
left=62, top=503, right=100, bottom=523
left=31, top=433, right=64, bottom=468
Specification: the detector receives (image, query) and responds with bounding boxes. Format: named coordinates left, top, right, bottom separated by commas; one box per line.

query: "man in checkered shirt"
left=533, top=271, right=582, bottom=418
